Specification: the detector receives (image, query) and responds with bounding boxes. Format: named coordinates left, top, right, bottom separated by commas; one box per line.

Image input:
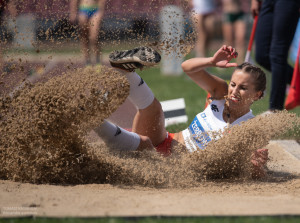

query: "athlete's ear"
left=253, top=91, right=263, bottom=101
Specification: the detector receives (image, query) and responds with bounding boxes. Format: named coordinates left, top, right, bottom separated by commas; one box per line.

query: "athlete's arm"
left=181, top=45, right=238, bottom=99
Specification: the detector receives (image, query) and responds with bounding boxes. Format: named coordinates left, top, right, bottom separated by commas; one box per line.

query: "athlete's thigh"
left=132, top=98, right=167, bottom=147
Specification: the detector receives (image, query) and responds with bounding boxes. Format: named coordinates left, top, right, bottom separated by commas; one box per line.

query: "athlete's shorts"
left=79, top=5, right=99, bottom=19
left=223, top=11, right=245, bottom=23
left=155, top=132, right=175, bottom=157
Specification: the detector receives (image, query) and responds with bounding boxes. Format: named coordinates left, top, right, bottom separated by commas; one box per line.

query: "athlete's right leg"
left=93, top=69, right=160, bottom=151
left=132, top=97, right=166, bottom=147
left=94, top=47, right=166, bottom=151
left=94, top=120, right=154, bottom=151
left=108, top=47, right=167, bottom=147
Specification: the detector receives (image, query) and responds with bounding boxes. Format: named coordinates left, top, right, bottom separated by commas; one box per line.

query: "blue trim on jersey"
left=200, top=112, right=213, bottom=130
left=188, top=116, right=211, bottom=150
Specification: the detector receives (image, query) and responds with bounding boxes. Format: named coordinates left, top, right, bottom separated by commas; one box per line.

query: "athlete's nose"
left=232, top=86, right=239, bottom=96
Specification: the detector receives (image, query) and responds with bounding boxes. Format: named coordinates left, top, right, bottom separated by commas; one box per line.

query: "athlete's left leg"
left=120, top=70, right=167, bottom=147
left=95, top=47, right=166, bottom=150
left=109, top=47, right=167, bottom=146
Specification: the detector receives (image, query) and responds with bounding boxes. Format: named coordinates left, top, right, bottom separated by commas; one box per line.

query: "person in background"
left=221, top=0, right=249, bottom=64
left=251, top=0, right=300, bottom=112
left=70, top=0, right=106, bottom=65
left=0, top=0, right=16, bottom=72
left=189, top=0, right=216, bottom=57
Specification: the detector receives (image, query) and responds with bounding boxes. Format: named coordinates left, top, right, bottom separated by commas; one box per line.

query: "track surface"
left=0, top=141, right=300, bottom=217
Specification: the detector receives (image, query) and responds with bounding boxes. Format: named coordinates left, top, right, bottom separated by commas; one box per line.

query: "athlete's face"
left=228, top=70, right=262, bottom=110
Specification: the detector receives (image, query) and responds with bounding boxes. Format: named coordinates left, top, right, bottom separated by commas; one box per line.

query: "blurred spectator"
left=0, top=0, right=16, bottom=71
left=251, top=0, right=300, bottom=112
left=189, top=0, right=216, bottom=57
left=70, top=0, right=106, bottom=65
left=221, top=0, right=248, bottom=64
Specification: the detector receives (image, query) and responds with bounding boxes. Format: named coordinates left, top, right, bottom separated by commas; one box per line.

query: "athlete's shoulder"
left=208, top=99, right=225, bottom=113
left=244, top=110, right=255, bottom=120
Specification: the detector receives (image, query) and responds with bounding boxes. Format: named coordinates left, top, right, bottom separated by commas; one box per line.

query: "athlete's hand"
left=211, top=45, right=238, bottom=68
left=252, top=148, right=268, bottom=165
left=251, top=148, right=269, bottom=178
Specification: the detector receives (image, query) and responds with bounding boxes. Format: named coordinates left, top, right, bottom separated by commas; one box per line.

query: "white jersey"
left=182, top=99, right=254, bottom=152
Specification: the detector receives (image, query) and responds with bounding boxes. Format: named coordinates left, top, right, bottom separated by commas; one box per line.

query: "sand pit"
left=1, top=62, right=300, bottom=217
left=0, top=140, right=300, bottom=217
left=2, top=0, right=300, bottom=218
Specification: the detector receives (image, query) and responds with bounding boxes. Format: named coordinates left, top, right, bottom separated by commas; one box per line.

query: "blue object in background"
left=289, top=18, right=300, bottom=64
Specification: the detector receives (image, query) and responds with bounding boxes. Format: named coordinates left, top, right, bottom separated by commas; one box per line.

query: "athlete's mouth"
left=230, top=96, right=240, bottom=102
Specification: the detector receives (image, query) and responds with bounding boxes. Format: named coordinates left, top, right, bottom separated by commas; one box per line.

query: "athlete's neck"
left=224, top=103, right=250, bottom=124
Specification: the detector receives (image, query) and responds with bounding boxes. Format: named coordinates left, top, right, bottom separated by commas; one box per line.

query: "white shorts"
left=192, top=0, right=216, bottom=15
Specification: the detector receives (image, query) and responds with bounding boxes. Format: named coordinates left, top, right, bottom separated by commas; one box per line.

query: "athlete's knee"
left=152, top=98, right=163, bottom=114
left=138, top=98, right=162, bottom=117
left=145, top=98, right=162, bottom=116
